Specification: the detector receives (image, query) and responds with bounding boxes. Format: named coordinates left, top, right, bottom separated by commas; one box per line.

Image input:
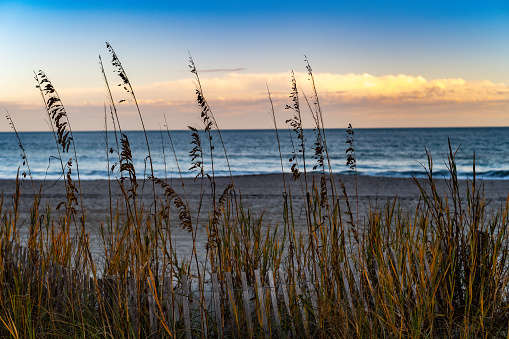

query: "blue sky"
left=1, top=1, right=508, bottom=130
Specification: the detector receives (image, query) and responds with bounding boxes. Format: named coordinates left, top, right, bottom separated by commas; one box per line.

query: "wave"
left=354, top=169, right=509, bottom=180
left=2, top=168, right=509, bottom=181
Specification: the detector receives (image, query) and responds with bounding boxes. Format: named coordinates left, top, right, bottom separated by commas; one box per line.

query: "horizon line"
left=3, top=125, right=509, bottom=133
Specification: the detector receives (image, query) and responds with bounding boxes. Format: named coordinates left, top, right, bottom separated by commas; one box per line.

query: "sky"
left=1, top=0, right=509, bottom=131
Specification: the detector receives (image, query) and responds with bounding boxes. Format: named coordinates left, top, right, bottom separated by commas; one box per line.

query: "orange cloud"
left=314, top=73, right=509, bottom=104
left=14, top=72, right=509, bottom=107
left=3, top=72, right=509, bottom=131
left=124, top=72, right=509, bottom=109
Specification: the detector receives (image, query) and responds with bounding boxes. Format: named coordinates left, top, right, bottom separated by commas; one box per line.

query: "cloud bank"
left=2, top=72, right=509, bottom=131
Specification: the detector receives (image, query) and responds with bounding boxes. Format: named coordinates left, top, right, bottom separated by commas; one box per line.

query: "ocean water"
left=2, top=127, right=509, bottom=180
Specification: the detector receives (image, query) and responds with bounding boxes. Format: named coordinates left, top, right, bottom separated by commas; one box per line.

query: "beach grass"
left=0, top=44, right=508, bottom=338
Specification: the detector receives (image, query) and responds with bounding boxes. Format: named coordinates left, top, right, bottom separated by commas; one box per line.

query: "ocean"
left=2, top=127, right=509, bottom=180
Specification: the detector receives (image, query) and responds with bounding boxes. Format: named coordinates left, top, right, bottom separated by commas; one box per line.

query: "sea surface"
left=1, top=127, right=509, bottom=180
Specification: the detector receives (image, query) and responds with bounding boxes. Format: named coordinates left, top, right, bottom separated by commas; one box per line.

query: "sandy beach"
left=4, top=173, right=509, bottom=259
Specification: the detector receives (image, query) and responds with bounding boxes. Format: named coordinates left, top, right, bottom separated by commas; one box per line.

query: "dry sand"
left=3, top=174, right=509, bottom=260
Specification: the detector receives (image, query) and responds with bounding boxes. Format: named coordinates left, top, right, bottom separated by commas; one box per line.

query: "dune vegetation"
left=0, top=43, right=508, bottom=338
